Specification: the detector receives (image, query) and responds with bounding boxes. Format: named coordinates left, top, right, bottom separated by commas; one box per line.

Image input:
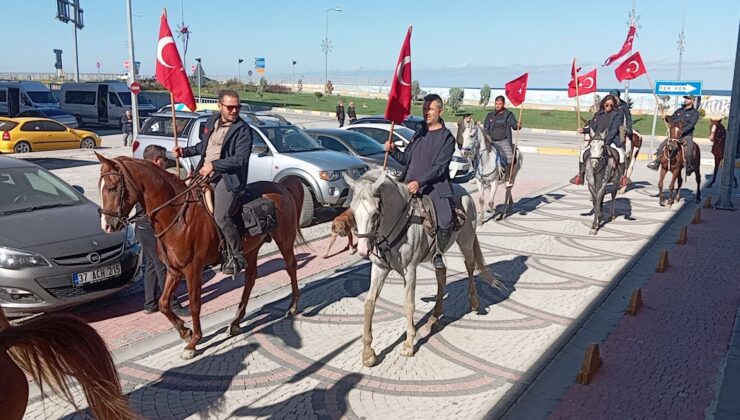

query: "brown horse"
left=0, top=307, right=135, bottom=420
left=658, top=120, right=701, bottom=207
left=708, top=118, right=738, bottom=188
left=623, top=130, right=643, bottom=186
left=95, top=154, right=305, bottom=359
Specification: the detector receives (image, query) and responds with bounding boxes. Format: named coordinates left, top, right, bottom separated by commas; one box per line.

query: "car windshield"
left=394, top=126, right=416, bottom=141
left=0, top=166, right=83, bottom=215
left=26, top=91, right=59, bottom=104
left=262, top=126, right=324, bottom=153
left=335, top=131, right=386, bottom=156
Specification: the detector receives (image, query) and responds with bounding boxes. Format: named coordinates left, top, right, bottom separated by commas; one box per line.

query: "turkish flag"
left=384, top=27, right=412, bottom=124
left=568, top=68, right=597, bottom=97
left=505, top=73, right=528, bottom=107
left=155, top=13, right=196, bottom=111
left=614, top=51, right=647, bottom=82
left=603, top=25, right=637, bottom=67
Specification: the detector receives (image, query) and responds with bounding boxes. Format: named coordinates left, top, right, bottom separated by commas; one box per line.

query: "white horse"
left=345, top=169, right=505, bottom=367
left=461, top=124, right=523, bottom=225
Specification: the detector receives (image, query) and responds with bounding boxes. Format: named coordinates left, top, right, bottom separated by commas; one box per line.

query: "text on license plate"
left=73, top=264, right=122, bottom=286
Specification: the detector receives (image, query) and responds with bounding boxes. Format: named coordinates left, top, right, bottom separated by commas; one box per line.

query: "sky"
left=2, top=0, right=739, bottom=90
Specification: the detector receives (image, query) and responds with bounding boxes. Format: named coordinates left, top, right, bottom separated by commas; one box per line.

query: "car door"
left=18, top=121, right=47, bottom=151
left=40, top=120, right=78, bottom=150
left=248, top=130, right=274, bottom=182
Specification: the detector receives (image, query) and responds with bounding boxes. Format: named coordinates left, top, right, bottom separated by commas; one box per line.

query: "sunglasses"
left=220, top=102, right=241, bottom=111
left=604, top=103, right=614, bottom=108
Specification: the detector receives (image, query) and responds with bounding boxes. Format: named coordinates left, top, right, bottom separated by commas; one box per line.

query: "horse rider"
left=610, top=89, right=633, bottom=147
left=570, top=95, right=626, bottom=185
left=647, top=95, right=700, bottom=175
left=483, top=96, right=521, bottom=176
left=173, top=89, right=252, bottom=275
left=384, top=93, right=456, bottom=270
left=456, top=112, right=473, bottom=150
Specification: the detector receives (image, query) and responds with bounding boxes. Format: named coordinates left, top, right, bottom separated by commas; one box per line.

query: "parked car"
left=133, top=112, right=369, bottom=227
left=343, top=123, right=471, bottom=180
left=0, top=81, right=60, bottom=116
left=157, top=102, right=253, bottom=113
left=15, top=108, right=79, bottom=128
left=0, top=117, right=100, bottom=154
left=0, top=156, right=141, bottom=316
left=57, top=81, right=157, bottom=128
left=350, top=114, right=425, bottom=132
left=304, top=128, right=404, bottom=180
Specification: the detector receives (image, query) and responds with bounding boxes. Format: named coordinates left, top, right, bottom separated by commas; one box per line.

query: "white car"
left=343, top=123, right=471, bottom=180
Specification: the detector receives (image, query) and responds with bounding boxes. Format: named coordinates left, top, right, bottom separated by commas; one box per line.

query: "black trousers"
left=136, top=221, right=177, bottom=310
left=213, top=179, right=243, bottom=254
left=431, top=195, right=454, bottom=230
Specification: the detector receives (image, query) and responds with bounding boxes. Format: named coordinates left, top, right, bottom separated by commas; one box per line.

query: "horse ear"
left=589, top=127, right=596, bottom=137
left=371, top=171, right=386, bottom=191
left=600, top=130, right=608, bottom=139
left=95, top=152, right=118, bottom=169
left=342, top=172, right=357, bottom=189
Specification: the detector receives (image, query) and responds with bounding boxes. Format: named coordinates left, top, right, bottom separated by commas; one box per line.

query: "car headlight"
left=319, top=170, right=342, bottom=181
left=0, top=246, right=51, bottom=270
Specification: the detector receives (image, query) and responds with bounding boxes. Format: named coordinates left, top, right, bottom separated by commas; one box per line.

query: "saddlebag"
left=241, top=198, right=278, bottom=236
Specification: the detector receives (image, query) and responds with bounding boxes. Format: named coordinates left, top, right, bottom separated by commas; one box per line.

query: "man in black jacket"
left=173, top=89, right=253, bottom=275
left=121, top=109, right=134, bottom=147
left=647, top=95, right=701, bottom=174
left=483, top=96, right=521, bottom=172
left=336, top=99, right=346, bottom=127
left=384, top=94, right=456, bottom=270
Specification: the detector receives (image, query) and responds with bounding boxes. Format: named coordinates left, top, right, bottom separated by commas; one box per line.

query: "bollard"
left=676, top=225, right=688, bottom=245
left=703, top=194, right=713, bottom=209
left=656, top=250, right=669, bottom=273
left=625, top=288, right=643, bottom=316
left=576, top=344, right=602, bottom=385
left=691, top=208, right=701, bottom=224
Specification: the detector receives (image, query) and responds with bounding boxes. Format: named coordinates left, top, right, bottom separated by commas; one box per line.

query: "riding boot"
left=685, top=152, right=695, bottom=175
left=647, top=145, right=663, bottom=171
left=569, top=161, right=585, bottom=185
left=221, top=219, right=246, bottom=275
left=432, top=227, right=453, bottom=270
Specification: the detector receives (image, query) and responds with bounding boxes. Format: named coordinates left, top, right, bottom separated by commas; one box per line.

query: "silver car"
left=0, top=156, right=141, bottom=316
left=15, top=108, right=79, bottom=128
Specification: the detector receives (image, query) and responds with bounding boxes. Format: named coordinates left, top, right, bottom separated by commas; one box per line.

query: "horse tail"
left=279, top=175, right=309, bottom=249
left=0, top=314, right=137, bottom=420
left=472, top=236, right=507, bottom=291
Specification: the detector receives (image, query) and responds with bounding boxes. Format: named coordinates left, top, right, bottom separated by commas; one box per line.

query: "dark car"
left=349, top=115, right=425, bottom=132
left=305, top=128, right=405, bottom=179
left=15, top=108, right=79, bottom=128
left=0, top=156, right=141, bottom=316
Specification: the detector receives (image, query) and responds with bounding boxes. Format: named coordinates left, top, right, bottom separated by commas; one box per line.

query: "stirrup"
left=569, top=174, right=583, bottom=185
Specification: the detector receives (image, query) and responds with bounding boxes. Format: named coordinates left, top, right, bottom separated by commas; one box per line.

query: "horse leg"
left=502, top=185, right=514, bottom=219
left=228, top=249, right=260, bottom=336
left=610, top=182, right=618, bottom=222
left=695, top=164, right=701, bottom=202
left=426, top=264, right=448, bottom=331
left=399, top=268, right=417, bottom=358
left=158, top=268, right=190, bottom=341
left=658, top=169, right=666, bottom=206
left=710, top=156, right=720, bottom=187
left=181, top=265, right=204, bottom=360
left=362, top=264, right=390, bottom=367
left=465, top=259, right=480, bottom=312
left=477, top=179, right=486, bottom=226
left=489, top=179, right=499, bottom=216
left=276, top=235, right=301, bottom=316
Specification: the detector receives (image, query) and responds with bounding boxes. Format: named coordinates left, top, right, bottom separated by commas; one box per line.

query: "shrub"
left=411, top=80, right=420, bottom=102
left=479, top=84, right=491, bottom=109
left=314, top=91, right=324, bottom=101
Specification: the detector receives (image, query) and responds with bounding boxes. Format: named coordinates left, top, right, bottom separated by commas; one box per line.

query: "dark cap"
left=683, top=95, right=696, bottom=101
left=609, top=89, right=620, bottom=97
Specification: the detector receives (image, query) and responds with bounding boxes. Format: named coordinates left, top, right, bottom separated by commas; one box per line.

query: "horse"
left=708, top=118, right=738, bottom=188
left=584, top=129, right=621, bottom=234
left=460, top=123, right=523, bottom=224
left=0, top=307, right=135, bottom=420
left=623, top=129, right=643, bottom=188
left=345, top=169, right=506, bottom=367
left=658, top=121, right=701, bottom=207
left=96, top=154, right=305, bottom=359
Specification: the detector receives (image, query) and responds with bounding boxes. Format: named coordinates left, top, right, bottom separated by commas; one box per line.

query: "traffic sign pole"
left=126, top=0, right=139, bottom=145
left=715, top=22, right=740, bottom=210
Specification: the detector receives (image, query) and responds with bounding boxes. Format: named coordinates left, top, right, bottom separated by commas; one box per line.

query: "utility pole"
left=715, top=21, right=740, bottom=210
left=126, top=0, right=139, bottom=141
left=624, top=0, right=639, bottom=102
left=238, top=58, right=243, bottom=83
left=323, top=7, right=342, bottom=85
left=675, top=9, right=686, bottom=110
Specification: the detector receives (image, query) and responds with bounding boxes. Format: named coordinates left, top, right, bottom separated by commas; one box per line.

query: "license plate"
left=73, top=264, right=122, bottom=286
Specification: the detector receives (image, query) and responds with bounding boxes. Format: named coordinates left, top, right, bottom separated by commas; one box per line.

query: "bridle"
left=354, top=192, right=414, bottom=262
left=98, top=164, right=141, bottom=226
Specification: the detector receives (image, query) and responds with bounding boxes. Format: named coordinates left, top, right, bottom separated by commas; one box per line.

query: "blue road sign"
left=654, top=80, right=702, bottom=96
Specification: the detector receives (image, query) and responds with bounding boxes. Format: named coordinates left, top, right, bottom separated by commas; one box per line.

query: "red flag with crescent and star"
left=384, top=26, right=412, bottom=124
left=614, top=51, right=647, bottom=82
left=568, top=68, right=597, bottom=98
left=603, top=25, right=637, bottom=67
left=505, top=73, right=528, bottom=107
left=155, top=12, right=196, bottom=111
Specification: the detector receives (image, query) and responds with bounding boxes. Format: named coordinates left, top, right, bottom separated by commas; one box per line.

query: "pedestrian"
left=384, top=94, right=456, bottom=270
left=138, top=145, right=189, bottom=316
left=483, top=96, right=521, bottom=175
left=570, top=95, right=625, bottom=185
left=336, top=99, right=346, bottom=127
left=456, top=112, right=474, bottom=150
left=121, top=109, right=134, bottom=147
left=647, top=95, right=701, bottom=175
left=173, top=89, right=252, bottom=275
left=348, top=101, right=357, bottom=124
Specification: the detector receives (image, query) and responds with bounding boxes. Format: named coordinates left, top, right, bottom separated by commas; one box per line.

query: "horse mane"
left=114, top=156, right=187, bottom=194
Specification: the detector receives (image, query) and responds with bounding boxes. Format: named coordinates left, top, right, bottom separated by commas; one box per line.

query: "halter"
left=354, top=191, right=415, bottom=264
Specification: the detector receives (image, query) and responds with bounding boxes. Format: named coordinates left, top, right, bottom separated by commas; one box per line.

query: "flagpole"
left=508, top=105, right=524, bottom=183
left=383, top=121, right=395, bottom=170
left=574, top=58, right=582, bottom=158
left=170, top=92, right=180, bottom=176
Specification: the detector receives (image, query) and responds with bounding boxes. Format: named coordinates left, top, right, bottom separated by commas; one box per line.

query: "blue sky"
left=2, top=0, right=739, bottom=89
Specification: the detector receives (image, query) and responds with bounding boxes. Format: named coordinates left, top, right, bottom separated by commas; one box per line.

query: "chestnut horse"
left=708, top=118, right=738, bottom=188
left=658, top=120, right=701, bottom=208
left=0, top=307, right=135, bottom=420
left=623, top=130, right=643, bottom=186
left=96, top=154, right=304, bottom=359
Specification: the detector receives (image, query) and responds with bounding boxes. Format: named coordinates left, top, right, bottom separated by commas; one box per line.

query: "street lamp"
left=292, top=60, right=297, bottom=90
left=195, top=57, right=202, bottom=103
left=238, top=58, right=243, bottom=83
left=323, top=7, right=342, bottom=85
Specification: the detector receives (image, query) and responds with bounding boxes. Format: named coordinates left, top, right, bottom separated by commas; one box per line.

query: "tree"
left=479, top=84, right=491, bottom=109
left=325, top=80, right=334, bottom=95
left=257, top=77, right=268, bottom=99
left=447, top=87, right=464, bottom=114
left=297, top=79, right=303, bottom=93
left=411, top=80, right=420, bottom=102
left=314, top=91, right=324, bottom=102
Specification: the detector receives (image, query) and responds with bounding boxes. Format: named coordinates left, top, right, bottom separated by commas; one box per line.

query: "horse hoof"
left=426, top=316, right=439, bottom=331
left=362, top=348, right=377, bottom=367
left=399, top=344, right=415, bottom=358
left=181, top=349, right=196, bottom=360
left=286, top=307, right=298, bottom=317
left=589, top=229, right=597, bottom=235
left=470, top=298, right=480, bottom=313
left=349, top=248, right=357, bottom=255
left=228, top=324, right=241, bottom=336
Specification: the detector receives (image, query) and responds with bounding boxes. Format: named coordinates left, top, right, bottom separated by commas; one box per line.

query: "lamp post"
left=238, top=58, right=243, bottom=83
left=292, top=60, right=297, bottom=90
left=125, top=0, right=138, bottom=140
left=195, top=57, right=202, bottom=103
left=323, top=7, right=342, bottom=85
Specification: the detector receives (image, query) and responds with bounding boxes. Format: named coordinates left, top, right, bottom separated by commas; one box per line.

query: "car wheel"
left=13, top=141, right=31, bottom=154
left=80, top=137, right=96, bottom=149
left=299, top=183, right=315, bottom=228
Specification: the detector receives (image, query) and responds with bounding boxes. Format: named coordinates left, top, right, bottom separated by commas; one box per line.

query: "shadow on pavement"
left=513, top=192, right=565, bottom=216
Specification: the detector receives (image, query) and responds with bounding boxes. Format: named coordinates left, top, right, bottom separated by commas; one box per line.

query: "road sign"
left=654, top=80, right=703, bottom=96
left=123, top=60, right=130, bottom=69
left=191, top=64, right=196, bottom=73
left=130, top=82, right=141, bottom=95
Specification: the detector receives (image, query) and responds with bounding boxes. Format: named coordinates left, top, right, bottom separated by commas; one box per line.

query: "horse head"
left=344, top=170, right=388, bottom=257
left=709, top=118, right=724, bottom=142
left=667, top=120, right=685, bottom=152
left=589, top=129, right=607, bottom=162
left=460, top=122, right=480, bottom=159
left=95, top=153, right=141, bottom=233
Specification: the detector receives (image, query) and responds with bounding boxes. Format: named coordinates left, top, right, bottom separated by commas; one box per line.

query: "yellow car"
left=0, top=117, right=101, bottom=154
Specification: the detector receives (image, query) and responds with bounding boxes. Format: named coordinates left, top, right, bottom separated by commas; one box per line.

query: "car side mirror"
left=394, top=140, right=405, bottom=148
left=72, top=185, right=85, bottom=195
left=253, top=144, right=269, bottom=157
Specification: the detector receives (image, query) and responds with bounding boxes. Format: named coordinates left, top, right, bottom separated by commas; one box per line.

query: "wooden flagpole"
left=383, top=121, right=395, bottom=170
left=574, top=58, right=583, bottom=159
left=170, top=92, right=180, bottom=176
left=507, top=105, right=524, bottom=183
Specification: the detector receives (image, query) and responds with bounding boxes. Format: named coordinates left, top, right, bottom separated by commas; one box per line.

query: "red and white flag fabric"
left=614, top=51, right=647, bottom=82
left=505, top=73, right=528, bottom=107
left=155, top=12, right=196, bottom=111
left=568, top=68, right=597, bottom=98
left=384, top=27, right=412, bottom=124
left=603, top=25, right=637, bottom=67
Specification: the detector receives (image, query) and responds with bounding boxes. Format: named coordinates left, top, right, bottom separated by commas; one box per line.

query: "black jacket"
left=181, top=114, right=253, bottom=192
left=121, top=115, right=134, bottom=133
left=336, top=105, right=345, bottom=120
left=392, top=126, right=455, bottom=199
left=584, top=109, right=621, bottom=146
left=671, top=107, right=700, bottom=137
left=483, top=109, right=518, bottom=145
left=347, top=106, right=357, bottom=119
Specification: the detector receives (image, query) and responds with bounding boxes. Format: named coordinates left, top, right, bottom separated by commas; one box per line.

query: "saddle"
left=200, top=183, right=278, bottom=238
left=413, top=196, right=467, bottom=237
